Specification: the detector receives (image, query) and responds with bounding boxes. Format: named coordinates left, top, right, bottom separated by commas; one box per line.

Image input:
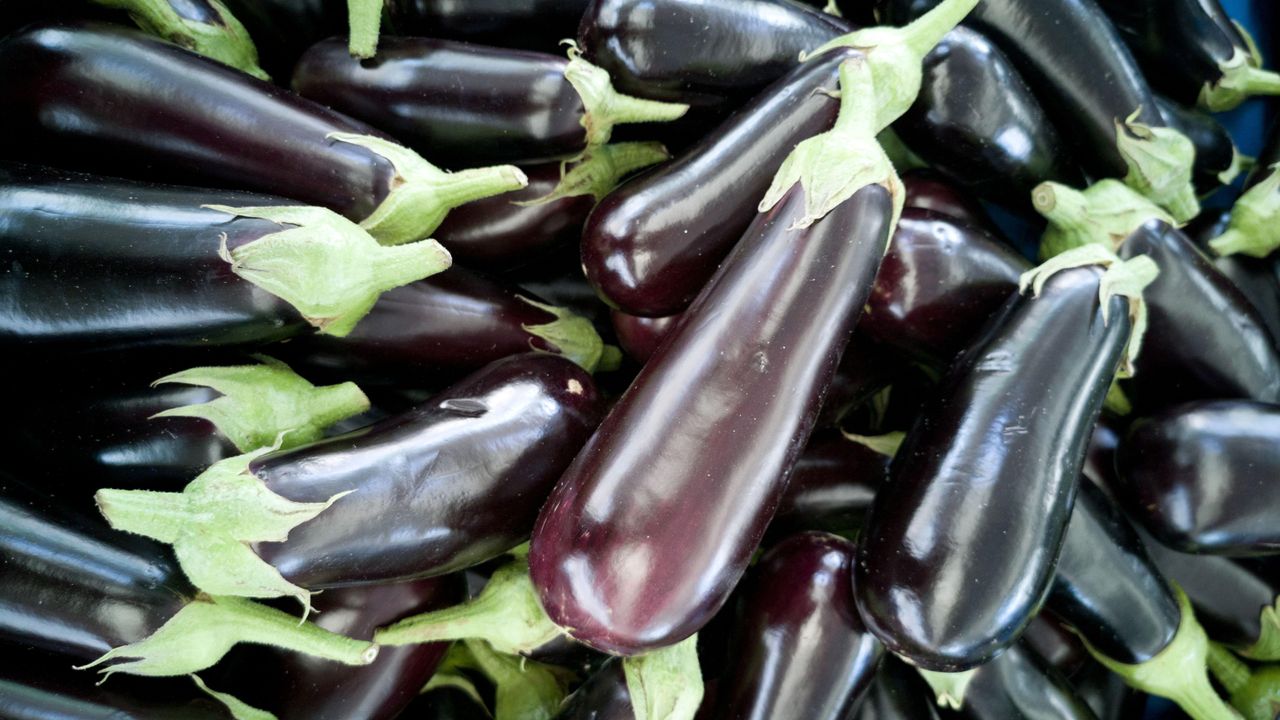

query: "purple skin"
left=250, top=354, right=604, bottom=589
left=276, top=267, right=563, bottom=390
left=530, top=183, right=893, bottom=655
left=855, top=655, right=942, bottom=720
left=859, top=208, right=1029, bottom=367
left=1117, top=221, right=1280, bottom=413
left=610, top=310, right=681, bottom=364
left=900, top=168, right=996, bottom=229
left=768, top=430, right=887, bottom=536
left=386, top=0, right=591, bottom=53
left=1118, top=400, right=1280, bottom=556
left=714, top=533, right=884, bottom=720
left=293, top=37, right=585, bottom=168
left=951, top=641, right=1101, bottom=720
left=434, top=163, right=595, bottom=270
left=1186, top=208, right=1280, bottom=351
left=223, top=577, right=465, bottom=720
left=580, top=49, right=852, bottom=318
left=553, top=657, right=633, bottom=720
left=0, top=23, right=398, bottom=221
left=1022, top=613, right=1090, bottom=679
left=577, top=0, right=848, bottom=106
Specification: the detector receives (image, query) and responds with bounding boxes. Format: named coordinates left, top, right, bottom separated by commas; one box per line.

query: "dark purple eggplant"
left=768, top=430, right=887, bottom=535
left=387, top=0, right=591, bottom=53
left=1022, top=614, right=1090, bottom=679
left=0, top=473, right=376, bottom=679
left=98, top=354, right=604, bottom=608
left=1187, top=209, right=1280, bottom=350
left=531, top=177, right=893, bottom=654
left=950, top=642, right=1102, bottom=720
left=855, top=257, right=1143, bottom=671
left=277, top=266, right=607, bottom=390
left=581, top=48, right=849, bottom=317
left=0, top=163, right=448, bottom=359
left=1094, top=0, right=1280, bottom=111
left=895, top=26, right=1074, bottom=205
left=714, top=533, right=883, bottom=719
left=553, top=657, right=633, bottom=720
left=611, top=310, right=681, bottom=365
left=1155, top=95, right=1245, bottom=193
left=856, top=655, right=942, bottom=720
left=1116, top=221, right=1280, bottom=413
left=220, top=577, right=465, bottom=720
left=900, top=168, right=994, bottom=229
left=1069, top=663, right=1148, bottom=720
left=0, top=23, right=526, bottom=246
left=217, top=0, right=343, bottom=79
left=576, top=0, right=849, bottom=106
left=859, top=208, right=1029, bottom=366
left=1117, top=400, right=1280, bottom=556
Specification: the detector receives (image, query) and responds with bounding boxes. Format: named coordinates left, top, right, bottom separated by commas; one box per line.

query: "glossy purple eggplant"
left=951, top=641, right=1101, bottom=720
left=895, top=26, right=1074, bottom=205
left=1187, top=208, right=1280, bottom=350
left=576, top=0, right=848, bottom=106
left=276, top=267, right=603, bottom=390
left=1047, top=481, right=1179, bottom=664
left=217, top=0, right=343, bottom=78
left=434, top=162, right=596, bottom=270
left=855, top=655, right=941, bottom=720
left=900, top=169, right=994, bottom=229
left=855, top=265, right=1134, bottom=671
left=387, top=0, right=591, bottom=53
left=859, top=208, right=1029, bottom=367
left=531, top=183, right=894, bottom=655
left=553, top=657, right=632, bottom=720
left=714, top=533, right=883, bottom=720
left=0, top=23, right=523, bottom=246
left=1156, top=95, right=1242, bottom=194
left=769, top=430, right=887, bottom=536
left=1117, top=400, right=1280, bottom=556
left=293, top=37, right=585, bottom=168
left=1022, top=613, right=1090, bottom=678
left=1069, top=662, right=1147, bottom=720
left=224, top=577, right=465, bottom=720
left=611, top=310, right=681, bottom=365
left=581, top=49, right=849, bottom=317
left=1117, top=221, right=1280, bottom=412
left=814, top=339, right=900, bottom=429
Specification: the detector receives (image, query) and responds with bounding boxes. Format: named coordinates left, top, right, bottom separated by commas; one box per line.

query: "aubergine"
left=1187, top=208, right=1280, bottom=351
left=769, top=430, right=888, bottom=536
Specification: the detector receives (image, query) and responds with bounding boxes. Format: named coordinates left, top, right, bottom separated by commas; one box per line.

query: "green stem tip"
left=191, top=675, right=278, bottom=720
left=915, top=665, right=977, bottom=710
left=152, top=355, right=369, bottom=452
left=1200, top=44, right=1280, bottom=113
left=464, top=639, right=570, bottom=720
left=1241, top=596, right=1280, bottom=661
left=519, top=295, right=608, bottom=373
left=1032, top=179, right=1175, bottom=261
left=623, top=635, right=705, bottom=720
left=1116, top=109, right=1200, bottom=223
left=516, top=141, right=671, bottom=207
left=346, top=0, right=382, bottom=59
left=1210, top=166, right=1280, bottom=259
left=94, top=0, right=269, bottom=80
left=1228, top=664, right=1280, bottom=720
left=841, top=430, right=905, bottom=458
left=75, top=595, right=376, bottom=680
left=562, top=42, right=690, bottom=147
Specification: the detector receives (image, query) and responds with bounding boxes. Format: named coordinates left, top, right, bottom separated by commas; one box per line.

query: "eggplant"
left=1207, top=120, right=1280, bottom=259
left=1187, top=209, right=1280, bottom=349
left=769, top=430, right=887, bottom=536
left=611, top=310, right=681, bottom=365
left=1094, top=0, right=1280, bottom=111
left=0, top=22, right=526, bottom=247
left=882, top=0, right=1197, bottom=220
left=1117, top=400, right=1280, bottom=556
left=855, top=254, right=1146, bottom=671
left=1069, top=663, right=1148, bottom=720
left=0, top=473, right=377, bottom=679
left=220, top=577, right=465, bottom=720
left=894, top=26, right=1074, bottom=205
left=949, top=642, right=1102, bottom=720
left=576, top=0, right=849, bottom=106
left=553, top=657, right=633, bottom=720
left=1155, top=95, right=1245, bottom=193
left=217, top=0, right=343, bottom=79
left=93, top=0, right=268, bottom=80
left=713, top=532, right=884, bottom=719
left=900, top=168, right=994, bottom=229
left=0, top=163, right=449, bottom=359
left=856, top=655, right=942, bottom=720
left=1022, top=614, right=1090, bottom=679
left=277, top=266, right=607, bottom=391
left=859, top=208, right=1029, bottom=367
left=386, top=0, right=591, bottom=53
left=581, top=48, right=849, bottom=317
left=293, top=37, right=684, bottom=169
left=98, top=354, right=604, bottom=607
left=1116, top=221, right=1280, bottom=413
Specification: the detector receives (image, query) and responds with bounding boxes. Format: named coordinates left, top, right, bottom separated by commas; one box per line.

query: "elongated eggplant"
left=293, top=37, right=685, bottom=168
left=855, top=253, right=1146, bottom=671
left=895, top=26, right=1073, bottom=205
left=0, top=473, right=377, bottom=679
left=581, top=49, right=849, bottom=317
left=277, top=267, right=607, bottom=391
left=859, top=208, right=1029, bottom=366
left=714, top=533, right=883, bottom=719
left=576, top=0, right=849, bottom=106
left=0, top=23, right=527, bottom=246
left=98, top=354, right=604, bottom=607
left=1117, top=400, right=1280, bottom=556
left=1117, top=221, right=1280, bottom=412
left=1187, top=209, right=1280, bottom=350
left=1094, top=0, right=1280, bottom=111
left=950, top=642, right=1102, bottom=720
left=387, top=0, right=591, bottom=53
left=221, top=577, right=465, bottom=720
left=0, top=164, right=449, bottom=359
left=856, top=655, right=941, bottom=720
left=901, top=168, right=994, bottom=229
left=553, top=657, right=632, bottom=719
left=769, top=430, right=887, bottom=536
left=1155, top=95, right=1245, bottom=193
left=611, top=310, right=681, bottom=365
left=1022, top=614, right=1090, bottom=678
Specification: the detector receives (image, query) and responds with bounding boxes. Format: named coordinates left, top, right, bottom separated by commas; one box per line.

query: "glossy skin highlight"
left=953, top=641, right=1101, bottom=720
left=769, top=430, right=887, bottom=536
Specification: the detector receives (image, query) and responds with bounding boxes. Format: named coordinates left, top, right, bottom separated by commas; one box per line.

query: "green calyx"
left=915, top=666, right=977, bottom=710
left=75, top=594, right=377, bottom=680
left=841, top=430, right=905, bottom=458
left=1085, top=586, right=1242, bottom=720
left=1020, top=244, right=1159, bottom=378
left=93, top=0, right=268, bottom=80
left=759, top=57, right=905, bottom=230
left=209, top=204, right=451, bottom=336
left=1032, top=179, right=1176, bottom=260
left=1218, top=148, right=1254, bottom=188
left=152, top=355, right=369, bottom=452
left=1241, top=596, right=1280, bottom=660
left=191, top=676, right=277, bottom=720
left=1210, top=166, right=1280, bottom=259
left=1227, top=663, right=1280, bottom=720
left=562, top=42, right=690, bottom=148
left=327, top=133, right=528, bottom=245
left=346, top=0, right=382, bottom=59
left=375, top=556, right=562, bottom=655
left=462, top=639, right=571, bottom=720
left=801, top=0, right=980, bottom=129
left=519, top=295, right=607, bottom=373
left=95, top=447, right=351, bottom=616
left=1199, top=35, right=1280, bottom=113
left=623, top=635, right=705, bottom=720
left=517, top=142, right=670, bottom=207
left=823, top=0, right=841, bottom=15
left=1116, top=109, right=1199, bottom=223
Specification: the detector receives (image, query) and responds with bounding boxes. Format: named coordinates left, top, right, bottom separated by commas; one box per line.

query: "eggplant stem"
left=518, top=295, right=607, bottom=372
left=92, top=0, right=269, bottom=79
left=190, top=675, right=277, bottom=720
left=1116, top=110, right=1199, bottom=223
left=346, top=0, right=381, bottom=59
left=1208, top=643, right=1252, bottom=696
left=1201, top=47, right=1280, bottom=112
left=515, top=142, right=670, bottom=207
left=562, top=44, right=690, bottom=147
left=623, top=635, right=704, bottom=720
left=463, top=639, right=569, bottom=720
left=1033, top=179, right=1174, bottom=261
left=1210, top=166, right=1280, bottom=259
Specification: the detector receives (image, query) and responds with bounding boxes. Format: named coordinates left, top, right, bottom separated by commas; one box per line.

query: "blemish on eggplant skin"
left=568, top=379, right=584, bottom=395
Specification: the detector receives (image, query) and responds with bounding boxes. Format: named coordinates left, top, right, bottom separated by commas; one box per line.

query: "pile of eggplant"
left=4, top=0, right=1280, bottom=718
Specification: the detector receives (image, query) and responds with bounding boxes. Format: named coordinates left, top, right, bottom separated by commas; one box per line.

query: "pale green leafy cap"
left=94, top=0, right=269, bottom=80
left=623, top=634, right=705, bottom=720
